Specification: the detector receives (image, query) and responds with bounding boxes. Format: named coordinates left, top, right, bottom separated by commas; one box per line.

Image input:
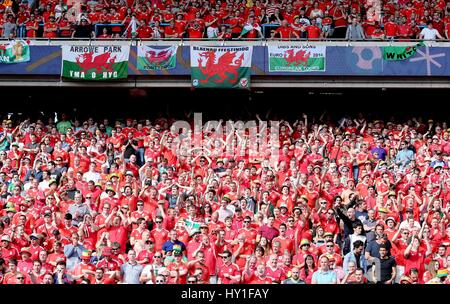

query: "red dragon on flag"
left=196, top=51, right=244, bottom=84
left=75, top=52, right=117, bottom=73
left=284, top=49, right=310, bottom=66
left=145, top=49, right=172, bottom=65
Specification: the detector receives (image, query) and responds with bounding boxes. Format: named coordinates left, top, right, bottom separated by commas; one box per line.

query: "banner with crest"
left=137, top=45, right=178, bottom=71
left=190, top=46, right=253, bottom=89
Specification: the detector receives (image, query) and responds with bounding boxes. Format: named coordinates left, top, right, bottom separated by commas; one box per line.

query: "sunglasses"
left=156, top=280, right=164, bottom=283
left=155, top=221, right=162, bottom=224
left=326, top=245, right=334, bottom=247
left=187, top=280, right=197, bottom=283
left=154, top=255, right=162, bottom=258
left=244, top=221, right=250, bottom=223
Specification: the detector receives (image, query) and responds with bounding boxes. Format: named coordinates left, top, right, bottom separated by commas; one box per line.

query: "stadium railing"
left=2, top=38, right=450, bottom=47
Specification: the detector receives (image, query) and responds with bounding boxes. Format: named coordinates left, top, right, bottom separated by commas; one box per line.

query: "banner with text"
left=137, top=45, right=178, bottom=71
left=0, top=40, right=30, bottom=64
left=191, top=46, right=252, bottom=89
left=61, top=45, right=130, bottom=80
left=268, top=45, right=326, bottom=72
left=382, top=41, right=425, bottom=61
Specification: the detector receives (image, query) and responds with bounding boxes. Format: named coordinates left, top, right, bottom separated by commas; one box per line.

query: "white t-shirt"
left=141, top=264, right=167, bottom=284
left=420, top=27, right=440, bottom=40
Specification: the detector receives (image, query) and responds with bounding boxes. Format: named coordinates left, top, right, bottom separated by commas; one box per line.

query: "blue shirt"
left=343, top=251, right=368, bottom=273
left=371, top=147, right=387, bottom=160
left=395, top=149, right=415, bottom=169
left=312, top=270, right=337, bottom=284
left=121, top=262, right=144, bottom=284
left=162, top=240, right=186, bottom=253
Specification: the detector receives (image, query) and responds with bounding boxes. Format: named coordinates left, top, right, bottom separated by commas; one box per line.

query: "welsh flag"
left=268, top=45, right=326, bottom=72
left=240, top=23, right=261, bottom=37
left=191, top=46, right=253, bottom=89
left=0, top=40, right=30, bottom=64
left=61, top=45, right=130, bottom=80
left=184, top=218, right=201, bottom=235
left=383, top=41, right=425, bottom=61
left=137, top=45, right=177, bottom=71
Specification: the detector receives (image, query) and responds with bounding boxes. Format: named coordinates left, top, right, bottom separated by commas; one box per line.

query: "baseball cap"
left=222, top=196, right=231, bottom=203
left=385, top=217, right=396, bottom=224
left=30, top=233, right=41, bottom=240
left=1, top=235, right=11, bottom=242
left=106, top=187, right=116, bottom=194
left=378, top=207, right=388, bottom=214
left=125, top=171, right=134, bottom=176
left=437, top=269, right=448, bottom=278
left=20, top=247, right=31, bottom=255
left=5, top=207, right=16, bottom=213
left=300, top=239, right=310, bottom=247
left=109, top=173, right=120, bottom=180
left=81, top=250, right=91, bottom=259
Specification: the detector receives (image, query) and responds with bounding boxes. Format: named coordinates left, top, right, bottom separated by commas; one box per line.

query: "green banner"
left=383, top=42, right=425, bottom=61
left=61, top=45, right=130, bottom=80
left=0, top=40, right=30, bottom=64
left=190, top=46, right=253, bottom=89
left=268, top=45, right=326, bottom=72
left=137, top=45, right=177, bottom=71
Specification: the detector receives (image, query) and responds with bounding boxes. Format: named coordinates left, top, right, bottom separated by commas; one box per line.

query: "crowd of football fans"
left=0, top=113, right=449, bottom=284
left=1, top=0, right=450, bottom=40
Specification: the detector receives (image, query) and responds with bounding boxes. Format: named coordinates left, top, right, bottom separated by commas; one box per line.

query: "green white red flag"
left=137, top=45, right=177, bottom=71
left=190, top=46, right=253, bottom=89
left=61, top=45, right=130, bottom=80
left=268, top=45, right=326, bottom=72
left=0, top=40, right=30, bottom=64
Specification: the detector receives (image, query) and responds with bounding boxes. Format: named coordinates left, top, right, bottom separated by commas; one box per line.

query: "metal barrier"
left=2, top=38, right=450, bottom=48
